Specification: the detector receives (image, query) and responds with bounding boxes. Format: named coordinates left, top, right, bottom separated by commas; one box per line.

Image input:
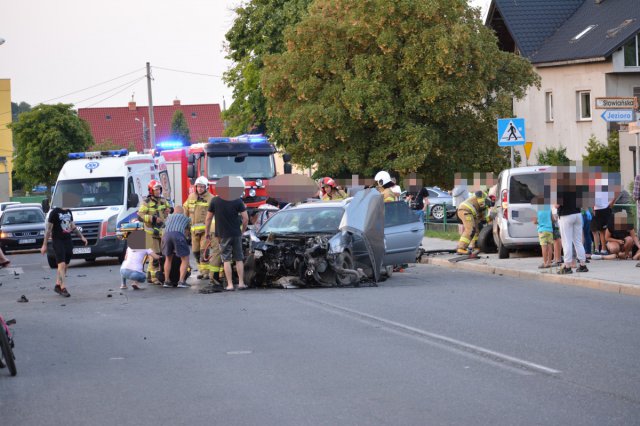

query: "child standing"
left=535, top=205, right=554, bottom=269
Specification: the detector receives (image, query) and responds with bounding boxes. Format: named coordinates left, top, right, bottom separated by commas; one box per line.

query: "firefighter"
left=206, top=214, right=224, bottom=288
left=456, top=190, right=489, bottom=254
left=137, top=180, right=171, bottom=284
left=183, top=176, right=213, bottom=280
left=321, top=177, right=347, bottom=201
left=374, top=171, right=397, bottom=202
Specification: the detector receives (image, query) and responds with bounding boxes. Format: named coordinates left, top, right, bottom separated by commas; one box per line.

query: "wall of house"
left=514, top=61, right=612, bottom=163
left=605, top=73, right=640, bottom=99
left=0, top=79, right=13, bottom=201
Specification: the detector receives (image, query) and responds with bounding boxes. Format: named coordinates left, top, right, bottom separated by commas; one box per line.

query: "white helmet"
left=194, top=176, right=209, bottom=187
left=374, top=170, right=392, bottom=186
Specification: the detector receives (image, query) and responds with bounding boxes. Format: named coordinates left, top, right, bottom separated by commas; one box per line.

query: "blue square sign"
left=497, top=118, right=526, bottom=147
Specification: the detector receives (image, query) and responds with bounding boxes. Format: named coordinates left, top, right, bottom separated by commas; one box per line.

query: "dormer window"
left=571, top=25, right=597, bottom=42
left=624, top=34, right=639, bottom=67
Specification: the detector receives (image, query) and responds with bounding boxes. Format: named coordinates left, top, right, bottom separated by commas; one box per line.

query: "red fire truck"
left=157, top=135, right=291, bottom=208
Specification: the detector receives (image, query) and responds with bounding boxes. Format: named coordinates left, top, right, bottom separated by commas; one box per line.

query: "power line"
left=41, top=67, right=146, bottom=103
left=73, top=76, right=146, bottom=107
left=84, top=77, right=146, bottom=108
left=153, top=65, right=222, bottom=78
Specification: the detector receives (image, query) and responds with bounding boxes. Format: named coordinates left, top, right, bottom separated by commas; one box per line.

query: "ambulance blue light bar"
left=68, top=149, right=128, bottom=159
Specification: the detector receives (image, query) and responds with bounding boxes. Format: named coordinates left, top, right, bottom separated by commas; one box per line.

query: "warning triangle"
left=500, top=120, right=524, bottom=142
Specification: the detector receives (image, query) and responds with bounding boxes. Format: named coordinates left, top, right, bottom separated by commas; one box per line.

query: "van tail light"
left=501, top=189, right=508, bottom=220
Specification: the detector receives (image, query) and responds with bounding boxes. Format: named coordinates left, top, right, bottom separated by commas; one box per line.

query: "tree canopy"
left=170, top=110, right=191, bottom=145
left=261, top=0, right=539, bottom=186
left=582, top=133, right=620, bottom=172
left=10, top=103, right=93, bottom=195
left=223, top=0, right=313, bottom=136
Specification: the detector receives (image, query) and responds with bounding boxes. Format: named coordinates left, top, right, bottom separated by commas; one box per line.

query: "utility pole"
left=146, top=62, right=156, bottom=149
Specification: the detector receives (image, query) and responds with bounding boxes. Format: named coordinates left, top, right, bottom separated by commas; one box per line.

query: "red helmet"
left=148, top=179, right=162, bottom=195
left=322, top=177, right=336, bottom=188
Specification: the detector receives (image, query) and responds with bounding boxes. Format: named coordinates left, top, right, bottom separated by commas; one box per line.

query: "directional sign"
left=497, top=118, right=526, bottom=147
left=600, top=109, right=634, bottom=123
left=595, top=97, right=637, bottom=110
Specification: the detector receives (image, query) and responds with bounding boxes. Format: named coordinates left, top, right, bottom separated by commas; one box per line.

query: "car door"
left=383, top=201, right=424, bottom=266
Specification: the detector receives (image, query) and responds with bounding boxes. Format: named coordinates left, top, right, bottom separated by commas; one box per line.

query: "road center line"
left=294, top=294, right=561, bottom=376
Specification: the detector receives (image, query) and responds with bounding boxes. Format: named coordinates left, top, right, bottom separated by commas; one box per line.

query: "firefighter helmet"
left=374, top=171, right=392, bottom=186
left=194, top=176, right=209, bottom=187
left=475, top=190, right=488, bottom=207
left=148, top=179, right=162, bottom=195
left=322, top=177, right=336, bottom=188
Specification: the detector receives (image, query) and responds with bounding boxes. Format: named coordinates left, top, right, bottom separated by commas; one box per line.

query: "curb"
left=421, top=257, right=640, bottom=297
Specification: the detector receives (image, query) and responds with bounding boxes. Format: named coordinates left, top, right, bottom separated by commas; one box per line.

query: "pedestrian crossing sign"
left=497, top=118, right=526, bottom=146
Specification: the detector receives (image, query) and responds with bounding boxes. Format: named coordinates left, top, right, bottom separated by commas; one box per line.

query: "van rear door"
left=507, top=173, right=545, bottom=238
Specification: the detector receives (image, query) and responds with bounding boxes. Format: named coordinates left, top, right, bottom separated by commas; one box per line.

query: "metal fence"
left=423, top=203, right=460, bottom=233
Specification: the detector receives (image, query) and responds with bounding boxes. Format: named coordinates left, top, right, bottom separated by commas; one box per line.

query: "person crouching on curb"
left=161, top=205, right=192, bottom=288
left=120, top=230, right=161, bottom=290
left=601, top=210, right=640, bottom=261
left=41, top=193, right=88, bottom=298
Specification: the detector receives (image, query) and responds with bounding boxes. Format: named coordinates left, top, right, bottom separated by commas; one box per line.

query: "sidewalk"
left=420, top=237, right=640, bottom=297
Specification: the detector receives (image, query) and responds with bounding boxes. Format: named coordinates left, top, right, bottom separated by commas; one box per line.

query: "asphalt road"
left=0, top=251, right=639, bottom=426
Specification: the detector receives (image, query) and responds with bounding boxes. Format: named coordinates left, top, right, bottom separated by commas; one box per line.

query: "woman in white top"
left=120, top=230, right=162, bottom=289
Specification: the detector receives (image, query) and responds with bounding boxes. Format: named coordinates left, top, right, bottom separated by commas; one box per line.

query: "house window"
left=577, top=91, right=591, bottom=120
left=105, top=115, right=111, bottom=120
left=624, top=34, right=639, bottom=67
left=545, top=92, right=554, bottom=122
left=191, top=112, right=197, bottom=118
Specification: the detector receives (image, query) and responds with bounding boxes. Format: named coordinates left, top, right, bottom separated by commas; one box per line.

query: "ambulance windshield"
left=52, top=178, right=125, bottom=208
left=208, top=154, right=275, bottom=179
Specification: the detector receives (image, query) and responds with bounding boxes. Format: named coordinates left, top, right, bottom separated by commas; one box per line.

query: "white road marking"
left=296, top=295, right=561, bottom=376
left=226, top=350, right=253, bottom=355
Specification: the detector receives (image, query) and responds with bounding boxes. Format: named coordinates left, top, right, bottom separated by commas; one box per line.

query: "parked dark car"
left=0, top=206, right=46, bottom=253
left=402, top=187, right=457, bottom=221
left=245, top=189, right=424, bottom=288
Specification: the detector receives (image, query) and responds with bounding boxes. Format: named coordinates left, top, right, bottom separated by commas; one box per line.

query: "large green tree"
left=10, top=101, right=31, bottom=123
left=223, top=0, right=313, bottom=136
left=170, top=110, right=191, bottom=145
left=262, top=0, right=539, bottom=186
left=10, top=103, right=93, bottom=196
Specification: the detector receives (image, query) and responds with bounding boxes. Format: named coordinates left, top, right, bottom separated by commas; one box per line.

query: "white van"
left=492, top=165, right=552, bottom=259
left=45, top=149, right=165, bottom=268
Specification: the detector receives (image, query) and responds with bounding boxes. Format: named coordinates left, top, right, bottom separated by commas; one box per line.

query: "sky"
left=0, top=0, right=490, bottom=110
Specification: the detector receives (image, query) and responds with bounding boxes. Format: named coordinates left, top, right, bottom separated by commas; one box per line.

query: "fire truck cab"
left=187, top=135, right=291, bottom=210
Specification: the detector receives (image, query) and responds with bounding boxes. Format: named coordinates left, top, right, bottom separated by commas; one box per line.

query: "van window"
left=509, top=174, right=544, bottom=204
left=52, top=178, right=125, bottom=208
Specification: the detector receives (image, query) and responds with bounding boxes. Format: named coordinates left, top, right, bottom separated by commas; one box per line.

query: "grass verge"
left=424, top=229, right=460, bottom=241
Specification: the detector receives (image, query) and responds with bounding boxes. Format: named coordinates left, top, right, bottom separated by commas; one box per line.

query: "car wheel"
left=496, top=232, right=510, bottom=259
left=430, top=204, right=445, bottom=221
left=335, top=252, right=355, bottom=286
left=47, top=255, right=57, bottom=269
left=477, top=226, right=497, bottom=254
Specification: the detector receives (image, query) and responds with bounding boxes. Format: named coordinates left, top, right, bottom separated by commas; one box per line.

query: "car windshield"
left=1, top=209, right=45, bottom=225
left=51, top=178, right=125, bottom=208
left=259, top=207, right=344, bottom=234
left=208, top=154, right=275, bottom=179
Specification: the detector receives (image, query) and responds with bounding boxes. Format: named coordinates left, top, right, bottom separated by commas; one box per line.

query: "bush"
left=582, top=133, right=620, bottom=172
left=536, top=146, right=570, bottom=166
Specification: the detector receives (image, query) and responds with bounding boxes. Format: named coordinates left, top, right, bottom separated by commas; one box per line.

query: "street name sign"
left=600, top=109, right=634, bottom=123
left=497, top=118, right=526, bottom=147
left=594, top=97, right=637, bottom=110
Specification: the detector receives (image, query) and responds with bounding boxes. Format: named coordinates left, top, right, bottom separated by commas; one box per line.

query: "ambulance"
left=45, top=149, right=166, bottom=268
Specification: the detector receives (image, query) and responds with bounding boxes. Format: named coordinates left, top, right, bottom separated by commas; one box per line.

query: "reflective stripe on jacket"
left=183, top=192, right=212, bottom=233
left=137, top=196, right=170, bottom=235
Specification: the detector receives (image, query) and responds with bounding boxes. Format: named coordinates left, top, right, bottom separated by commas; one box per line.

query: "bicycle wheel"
left=0, top=326, right=16, bottom=376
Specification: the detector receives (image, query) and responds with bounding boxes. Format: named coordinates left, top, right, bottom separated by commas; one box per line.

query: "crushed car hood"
left=339, top=188, right=384, bottom=282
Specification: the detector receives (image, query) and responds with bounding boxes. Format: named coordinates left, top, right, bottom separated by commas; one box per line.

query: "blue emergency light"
left=209, top=134, right=268, bottom=144
left=68, top=149, right=128, bottom=159
left=156, top=140, right=186, bottom=150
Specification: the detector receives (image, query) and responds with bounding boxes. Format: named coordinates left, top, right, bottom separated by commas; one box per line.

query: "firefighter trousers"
left=147, top=237, right=162, bottom=283
left=457, top=210, right=479, bottom=252
left=191, top=231, right=209, bottom=278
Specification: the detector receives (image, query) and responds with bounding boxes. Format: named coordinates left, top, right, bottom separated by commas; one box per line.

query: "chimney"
left=128, top=101, right=137, bottom=111
left=173, top=99, right=181, bottom=106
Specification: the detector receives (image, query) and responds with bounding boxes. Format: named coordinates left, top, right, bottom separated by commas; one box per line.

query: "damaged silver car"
left=244, top=189, right=424, bottom=287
